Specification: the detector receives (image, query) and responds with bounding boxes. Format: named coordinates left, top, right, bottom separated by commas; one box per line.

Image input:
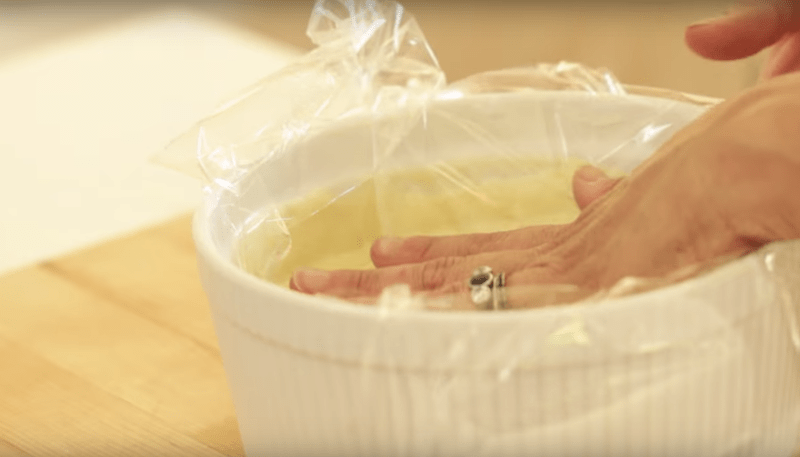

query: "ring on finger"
left=468, top=266, right=508, bottom=310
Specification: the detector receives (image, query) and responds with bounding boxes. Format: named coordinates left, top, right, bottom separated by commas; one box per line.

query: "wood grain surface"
left=0, top=215, right=241, bottom=456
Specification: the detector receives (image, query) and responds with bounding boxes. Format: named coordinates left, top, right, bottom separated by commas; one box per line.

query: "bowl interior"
left=192, top=90, right=794, bottom=367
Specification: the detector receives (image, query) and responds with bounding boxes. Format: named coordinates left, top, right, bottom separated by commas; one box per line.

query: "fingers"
left=571, top=165, right=621, bottom=210
left=369, top=166, right=616, bottom=268
left=760, top=30, right=800, bottom=78
left=369, top=225, right=560, bottom=267
left=290, top=250, right=538, bottom=296
left=314, top=267, right=594, bottom=311
left=685, top=2, right=794, bottom=61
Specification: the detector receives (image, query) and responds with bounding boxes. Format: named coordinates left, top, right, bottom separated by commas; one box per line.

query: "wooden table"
left=0, top=214, right=242, bottom=456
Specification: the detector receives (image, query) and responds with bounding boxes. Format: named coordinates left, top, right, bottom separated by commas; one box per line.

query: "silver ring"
left=468, top=266, right=508, bottom=310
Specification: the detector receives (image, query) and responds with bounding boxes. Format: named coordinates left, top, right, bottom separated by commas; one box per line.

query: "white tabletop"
left=0, top=5, right=300, bottom=275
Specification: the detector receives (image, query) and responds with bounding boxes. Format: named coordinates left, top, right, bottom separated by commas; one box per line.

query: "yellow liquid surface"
left=237, top=157, right=621, bottom=287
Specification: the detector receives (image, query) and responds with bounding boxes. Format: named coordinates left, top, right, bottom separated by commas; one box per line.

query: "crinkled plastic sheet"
left=156, top=0, right=800, bottom=455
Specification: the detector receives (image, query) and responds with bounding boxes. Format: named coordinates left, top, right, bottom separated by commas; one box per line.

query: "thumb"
left=685, top=2, right=799, bottom=61
left=572, top=165, right=620, bottom=210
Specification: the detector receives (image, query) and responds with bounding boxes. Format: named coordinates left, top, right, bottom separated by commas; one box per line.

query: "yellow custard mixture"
left=237, top=157, right=622, bottom=287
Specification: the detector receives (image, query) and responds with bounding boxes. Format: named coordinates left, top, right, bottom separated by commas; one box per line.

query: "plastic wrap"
left=160, top=0, right=800, bottom=455
left=157, top=0, right=725, bottom=308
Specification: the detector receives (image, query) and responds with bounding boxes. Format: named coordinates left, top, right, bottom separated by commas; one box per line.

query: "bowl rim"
left=191, top=89, right=768, bottom=325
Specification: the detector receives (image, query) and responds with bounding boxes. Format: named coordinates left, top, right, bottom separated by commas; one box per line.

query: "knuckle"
left=352, top=270, right=376, bottom=292
left=419, top=256, right=461, bottom=290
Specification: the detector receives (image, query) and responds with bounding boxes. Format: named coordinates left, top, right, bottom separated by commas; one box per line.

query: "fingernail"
left=292, top=269, right=331, bottom=292
left=374, top=237, right=404, bottom=256
left=575, top=166, right=607, bottom=183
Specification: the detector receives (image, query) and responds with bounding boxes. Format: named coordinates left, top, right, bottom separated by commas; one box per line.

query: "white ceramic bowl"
left=193, top=91, right=800, bottom=457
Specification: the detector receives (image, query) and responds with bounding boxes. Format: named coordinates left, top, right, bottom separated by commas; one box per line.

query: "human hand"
left=685, top=0, right=800, bottom=79
left=290, top=72, right=800, bottom=308
left=287, top=167, right=622, bottom=304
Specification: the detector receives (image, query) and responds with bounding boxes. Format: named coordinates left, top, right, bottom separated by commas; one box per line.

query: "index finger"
left=685, top=2, right=796, bottom=61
